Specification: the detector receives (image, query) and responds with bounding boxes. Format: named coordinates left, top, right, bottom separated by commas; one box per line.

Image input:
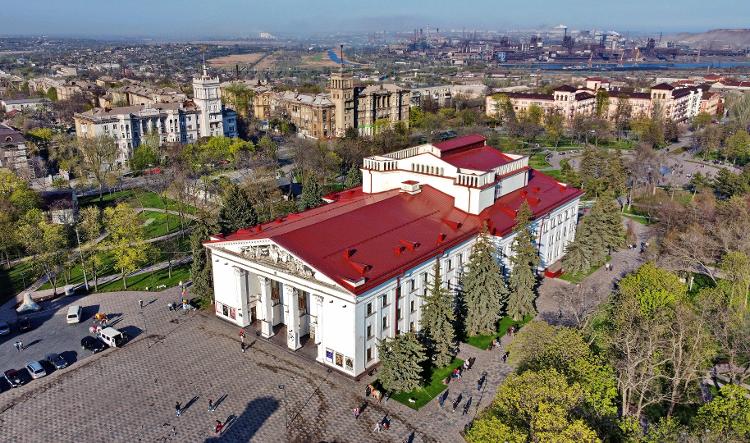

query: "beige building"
left=486, top=85, right=596, bottom=122
left=275, top=91, right=336, bottom=139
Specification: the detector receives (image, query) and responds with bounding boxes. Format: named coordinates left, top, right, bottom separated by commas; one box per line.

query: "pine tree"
left=420, top=260, right=456, bottom=367
left=299, top=175, right=323, bottom=211
left=507, top=201, right=540, bottom=321
left=190, top=220, right=214, bottom=303
left=344, top=165, right=361, bottom=188
left=377, top=332, right=427, bottom=393
left=462, top=225, right=508, bottom=336
left=218, top=184, right=257, bottom=235
left=562, top=237, right=591, bottom=275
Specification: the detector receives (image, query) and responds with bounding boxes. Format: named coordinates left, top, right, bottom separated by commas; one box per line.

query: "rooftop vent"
left=400, top=180, right=421, bottom=195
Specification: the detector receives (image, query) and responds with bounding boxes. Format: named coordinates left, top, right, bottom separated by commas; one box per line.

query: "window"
left=366, top=302, right=373, bottom=316
left=382, top=316, right=388, bottom=330
left=410, top=300, right=416, bottom=313
left=410, top=321, right=415, bottom=332
left=397, top=307, right=402, bottom=320
left=408, top=279, right=415, bottom=293
left=367, top=324, right=373, bottom=339
left=447, top=259, right=453, bottom=271
left=421, top=272, right=427, bottom=285
left=380, top=294, right=388, bottom=307
left=298, top=292, right=307, bottom=315
left=366, top=347, right=373, bottom=362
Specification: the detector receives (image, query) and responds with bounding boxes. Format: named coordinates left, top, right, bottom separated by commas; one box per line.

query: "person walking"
left=208, top=399, right=214, bottom=412
left=214, top=420, right=224, bottom=434
left=175, top=402, right=181, bottom=417
left=13, top=341, right=20, bottom=352
left=438, top=390, right=447, bottom=408
left=353, top=406, right=361, bottom=419
left=18, top=340, right=23, bottom=351
left=240, top=342, right=245, bottom=353
left=138, top=299, right=143, bottom=309
left=373, top=422, right=382, bottom=433
left=239, top=328, right=245, bottom=344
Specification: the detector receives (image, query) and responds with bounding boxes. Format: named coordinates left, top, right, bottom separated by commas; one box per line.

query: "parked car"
left=4, top=369, right=30, bottom=388
left=80, top=336, right=106, bottom=353
left=96, top=327, right=128, bottom=348
left=0, top=320, right=10, bottom=335
left=25, top=361, right=46, bottom=379
left=45, top=353, right=68, bottom=370
left=18, top=317, right=32, bottom=332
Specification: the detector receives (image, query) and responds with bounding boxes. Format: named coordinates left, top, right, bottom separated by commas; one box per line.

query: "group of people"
left=173, top=398, right=227, bottom=435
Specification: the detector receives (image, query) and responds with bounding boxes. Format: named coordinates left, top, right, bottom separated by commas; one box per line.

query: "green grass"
left=559, top=255, right=611, bottom=284
left=0, top=260, right=42, bottom=304
left=465, top=315, right=533, bottom=350
left=529, top=153, right=551, bottom=169
left=386, top=358, right=464, bottom=410
left=79, top=188, right=197, bottom=215
left=539, top=169, right=563, bottom=180
left=96, top=263, right=191, bottom=292
left=622, top=207, right=653, bottom=225
left=139, top=210, right=191, bottom=239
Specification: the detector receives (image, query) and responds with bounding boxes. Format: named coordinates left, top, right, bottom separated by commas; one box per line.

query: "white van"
left=96, top=327, right=127, bottom=348
left=66, top=305, right=82, bottom=324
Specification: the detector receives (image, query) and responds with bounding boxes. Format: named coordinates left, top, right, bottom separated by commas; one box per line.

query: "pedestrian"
left=502, top=351, right=508, bottom=363
left=208, top=399, right=214, bottom=412
left=438, top=390, right=447, bottom=408
left=18, top=340, right=23, bottom=350
left=241, top=342, right=245, bottom=353
left=353, top=406, right=361, bottom=418
left=138, top=299, right=143, bottom=309
left=239, top=328, right=245, bottom=344
left=171, top=426, right=176, bottom=437
left=365, top=384, right=372, bottom=397
left=214, top=420, right=224, bottom=434
left=175, top=402, right=181, bottom=417
left=373, top=422, right=382, bottom=433
left=452, top=394, right=462, bottom=412
left=13, top=341, right=20, bottom=352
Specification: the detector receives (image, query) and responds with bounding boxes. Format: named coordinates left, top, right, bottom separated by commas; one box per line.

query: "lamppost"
left=278, top=384, right=289, bottom=441
left=74, top=226, right=89, bottom=291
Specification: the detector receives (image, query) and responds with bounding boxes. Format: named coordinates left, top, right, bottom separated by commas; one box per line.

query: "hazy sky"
left=2, top=0, right=748, bottom=38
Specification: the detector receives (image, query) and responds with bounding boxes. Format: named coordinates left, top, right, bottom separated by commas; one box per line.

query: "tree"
left=692, top=112, right=713, bottom=130
left=613, top=98, right=632, bottom=138
left=562, top=239, right=591, bottom=275
left=376, top=332, right=427, bottom=393
left=420, top=260, right=456, bottom=367
left=190, top=219, right=214, bottom=303
left=544, top=109, right=565, bottom=147
left=130, top=140, right=159, bottom=172
left=17, top=209, right=67, bottom=295
left=343, top=165, right=361, bottom=189
left=507, top=202, right=539, bottom=320
left=692, top=384, right=750, bottom=442
left=218, top=184, right=257, bottom=235
left=725, top=129, right=750, bottom=165
left=595, top=89, right=610, bottom=118
left=462, top=226, right=508, bottom=335
left=298, top=175, right=323, bottom=211
left=78, top=206, right=103, bottom=291
left=104, top=203, right=152, bottom=289
left=77, top=135, right=118, bottom=201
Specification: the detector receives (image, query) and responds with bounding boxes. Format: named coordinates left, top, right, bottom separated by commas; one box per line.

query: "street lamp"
left=278, top=384, right=289, bottom=441
left=74, top=226, right=89, bottom=291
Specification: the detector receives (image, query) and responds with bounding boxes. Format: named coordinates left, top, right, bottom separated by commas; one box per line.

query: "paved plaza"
left=0, top=286, right=514, bottom=442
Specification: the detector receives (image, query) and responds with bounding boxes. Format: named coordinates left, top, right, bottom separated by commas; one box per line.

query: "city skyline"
left=1, top=0, right=749, bottom=38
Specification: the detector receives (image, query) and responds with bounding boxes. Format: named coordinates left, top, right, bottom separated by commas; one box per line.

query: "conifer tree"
left=420, top=260, right=456, bottom=367
left=463, top=225, right=508, bottom=335
left=344, top=165, right=361, bottom=188
left=299, top=175, right=323, bottom=211
left=190, top=219, right=214, bottom=303
left=562, top=235, right=591, bottom=275
left=377, top=332, right=427, bottom=393
left=218, top=184, right=257, bottom=235
left=507, top=201, right=540, bottom=321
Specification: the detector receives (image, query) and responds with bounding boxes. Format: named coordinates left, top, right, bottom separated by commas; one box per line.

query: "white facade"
left=205, top=135, right=581, bottom=377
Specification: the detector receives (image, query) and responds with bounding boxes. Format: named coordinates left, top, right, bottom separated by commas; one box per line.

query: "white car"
left=25, top=361, right=46, bottom=379
left=0, top=321, right=9, bottom=335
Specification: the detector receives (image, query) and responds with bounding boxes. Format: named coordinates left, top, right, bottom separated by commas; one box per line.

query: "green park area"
left=465, top=315, right=533, bottom=350
left=384, top=358, right=464, bottom=410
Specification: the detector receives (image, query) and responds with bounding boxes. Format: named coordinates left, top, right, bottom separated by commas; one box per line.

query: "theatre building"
left=204, top=134, right=582, bottom=377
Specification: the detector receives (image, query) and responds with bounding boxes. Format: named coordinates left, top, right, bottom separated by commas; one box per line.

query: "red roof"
left=208, top=169, right=582, bottom=295
left=442, top=146, right=513, bottom=171
left=433, top=134, right=486, bottom=153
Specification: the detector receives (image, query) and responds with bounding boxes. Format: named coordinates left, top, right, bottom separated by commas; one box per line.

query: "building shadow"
left=204, top=396, right=279, bottom=442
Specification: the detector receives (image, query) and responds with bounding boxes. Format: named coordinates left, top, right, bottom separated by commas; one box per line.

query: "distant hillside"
left=669, top=29, right=750, bottom=49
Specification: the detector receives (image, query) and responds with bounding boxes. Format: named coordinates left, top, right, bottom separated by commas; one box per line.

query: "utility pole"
left=74, top=226, right=89, bottom=291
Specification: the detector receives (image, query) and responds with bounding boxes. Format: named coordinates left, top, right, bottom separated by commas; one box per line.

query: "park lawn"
left=529, top=153, right=551, bottom=169
left=0, top=260, right=42, bottom=304
left=465, top=315, right=533, bottom=350
left=622, top=207, right=653, bottom=225
left=388, top=358, right=464, bottom=410
left=559, top=255, right=611, bottom=284
left=539, top=169, right=563, bottom=181
left=96, top=263, right=191, bottom=292
left=139, top=210, right=191, bottom=239
left=79, top=188, right=197, bottom=215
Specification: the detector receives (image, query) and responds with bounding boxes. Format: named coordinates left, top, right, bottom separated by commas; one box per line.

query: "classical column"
left=234, top=267, right=250, bottom=327
left=257, top=275, right=274, bottom=338
left=313, top=294, right=326, bottom=362
left=283, top=284, right=302, bottom=350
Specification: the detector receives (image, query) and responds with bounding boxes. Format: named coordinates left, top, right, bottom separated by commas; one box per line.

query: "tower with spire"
left=192, top=61, right=225, bottom=138
left=329, top=44, right=355, bottom=137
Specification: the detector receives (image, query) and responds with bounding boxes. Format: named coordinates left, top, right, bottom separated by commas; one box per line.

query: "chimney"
left=400, top=180, right=421, bottom=195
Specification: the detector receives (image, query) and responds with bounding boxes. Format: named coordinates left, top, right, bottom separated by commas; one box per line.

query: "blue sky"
left=1, top=0, right=748, bottom=38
